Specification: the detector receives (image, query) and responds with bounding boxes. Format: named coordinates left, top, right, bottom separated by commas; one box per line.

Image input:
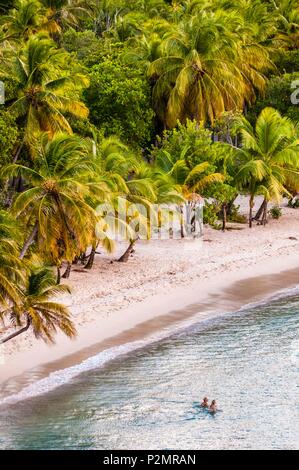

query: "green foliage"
left=0, top=109, right=19, bottom=207
left=233, top=107, right=299, bottom=226
left=270, top=205, right=282, bottom=219
left=85, top=60, right=155, bottom=149
left=204, top=182, right=237, bottom=204
left=227, top=205, right=247, bottom=224
left=151, top=120, right=220, bottom=167
left=290, top=198, right=299, bottom=208
left=62, top=29, right=105, bottom=67
left=1, top=35, right=89, bottom=148
left=0, top=109, right=19, bottom=166
left=148, top=7, right=273, bottom=128
left=248, top=73, right=299, bottom=123
left=276, top=50, right=299, bottom=74
left=0, top=1, right=15, bottom=14
left=1, top=0, right=299, bottom=346
left=203, top=202, right=221, bottom=230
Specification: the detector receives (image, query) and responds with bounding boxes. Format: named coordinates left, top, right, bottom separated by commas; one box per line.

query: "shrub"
left=288, top=198, right=299, bottom=208
left=203, top=202, right=221, bottom=230
left=270, top=206, right=282, bottom=219
left=227, top=204, right=247, bottom=224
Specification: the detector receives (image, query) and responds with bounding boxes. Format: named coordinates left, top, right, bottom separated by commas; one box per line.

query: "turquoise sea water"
left=0, top=293, right=298, bottom=450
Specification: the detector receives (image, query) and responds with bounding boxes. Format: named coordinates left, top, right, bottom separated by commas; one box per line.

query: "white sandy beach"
left=1, top=197, right=299, bottom=391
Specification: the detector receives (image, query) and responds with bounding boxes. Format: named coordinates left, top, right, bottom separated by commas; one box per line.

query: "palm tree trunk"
left=249, top=194, right=254, bottom=228
left=13, top=141, right=24, bottom=164
left=222, top=203, right=227, bottom=231
left=118, top=239, right=137, bottom=263
left=19, top=222, right=38, bottom=259
left=57, top=266, right=61, bottom=285
left=179, top=205, right=185, bottom=238
left=84, top=243, right=97, bottom=269
left=262, top=201, right=268, bottom=226
left=227, top=194, right=238, bottom=216
left=62, top=262, right=72, bottom=279
left=0, top=318, right=31, bottom=344
left=80, top=252, right=86, bottom=264
left=254, top=198, right=266, bottom=221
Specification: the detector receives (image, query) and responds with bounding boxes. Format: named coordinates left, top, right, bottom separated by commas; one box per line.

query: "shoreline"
left=1, top=256, right=299, bottom=402
left=1, top=201, right=299, bottom=399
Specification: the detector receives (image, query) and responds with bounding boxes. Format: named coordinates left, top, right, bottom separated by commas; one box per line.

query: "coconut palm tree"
left=40, top=0, right=94, bottom=34
left=0, top=265, right=76, bottom=344
left=1, top=133, right=99, bottom=265
left=154, top=143, right=223, bottom=237
left=272, top=0, right=299, bottom=49
left=92, top=0, right=128, bottom=37
left=0, top=0, right=45, bottom=41
left=149, top=10, right=272, bottom=128
left=3, top=35, right=88, bottom=153
left=0, top=210, right=24, bottom=308
left=155, top=144, right=224, bottom=195
left=233, top=107, right=299, bottom=227
left=90, top=136, right=183, bottom=263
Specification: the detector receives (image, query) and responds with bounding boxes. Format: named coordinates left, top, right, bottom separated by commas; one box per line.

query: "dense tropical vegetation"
left=0, top=0, right=298, bottom=344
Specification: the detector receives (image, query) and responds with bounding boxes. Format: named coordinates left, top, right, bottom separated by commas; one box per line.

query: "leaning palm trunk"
left=62, top=262, right=72, bottom=279
left=254, top=198, right=266, bottom=221
left=0, top=317, right=30, bottom=344
left=84, top=243, right=98, bottom=270
left=19, top=222, right=38, bottom=259
left=118, top=238, right=138, bottom=263
left=262, top=201, right=268, bottom=226
left=249, top=194, right=254, bottom=228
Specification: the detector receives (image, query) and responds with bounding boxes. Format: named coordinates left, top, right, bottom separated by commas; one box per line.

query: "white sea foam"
left=1, top=284, right=298, bottom=407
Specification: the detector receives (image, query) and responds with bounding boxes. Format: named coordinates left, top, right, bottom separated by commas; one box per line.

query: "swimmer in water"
left=201, top=397, right=209, bottom=408
left=209, top=399, right=217, bottom=413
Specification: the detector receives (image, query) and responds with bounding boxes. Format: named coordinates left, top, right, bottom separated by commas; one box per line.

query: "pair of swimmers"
left=201, top=397, right=217, bottom=413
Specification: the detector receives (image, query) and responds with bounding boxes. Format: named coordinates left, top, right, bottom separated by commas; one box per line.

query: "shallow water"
left=0, top=293, right=298, bottom=450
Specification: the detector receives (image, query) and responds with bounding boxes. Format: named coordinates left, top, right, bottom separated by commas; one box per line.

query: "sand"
left=1, top=197, right=299, bottom=395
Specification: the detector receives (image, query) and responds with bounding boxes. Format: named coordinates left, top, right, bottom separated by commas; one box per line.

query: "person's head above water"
left=211, top=400, right=216, bottom=405
left=203, top=397, right=208, bottom=402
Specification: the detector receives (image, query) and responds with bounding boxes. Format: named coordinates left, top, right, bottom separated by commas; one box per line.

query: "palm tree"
left=93, top=137, right=155, bottom=264
left=272, top=0, right=299, bottom=49
left=0, top=0, right=45, bottom=41
left=125, top=25, right=166, bottom=69
left=154, top=143, right=223, bottom=237
left=3, top=35, right=88, bottom=153
left=92, top=0, right=128, bottom=37
left=149, top=11, right=272, bottom=128
left=0, top=210, right=24, bottom=308
left=40, top=0, right=94, bottom=34
left=2, top=133, right=99, bottom=266
left=233, top=107, right=299, bottom=227
left=91, top=136, right=183, bottom=263
left=0, top=265, right=76, bottom=344
left=155, top=144, right=224, bottom=196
